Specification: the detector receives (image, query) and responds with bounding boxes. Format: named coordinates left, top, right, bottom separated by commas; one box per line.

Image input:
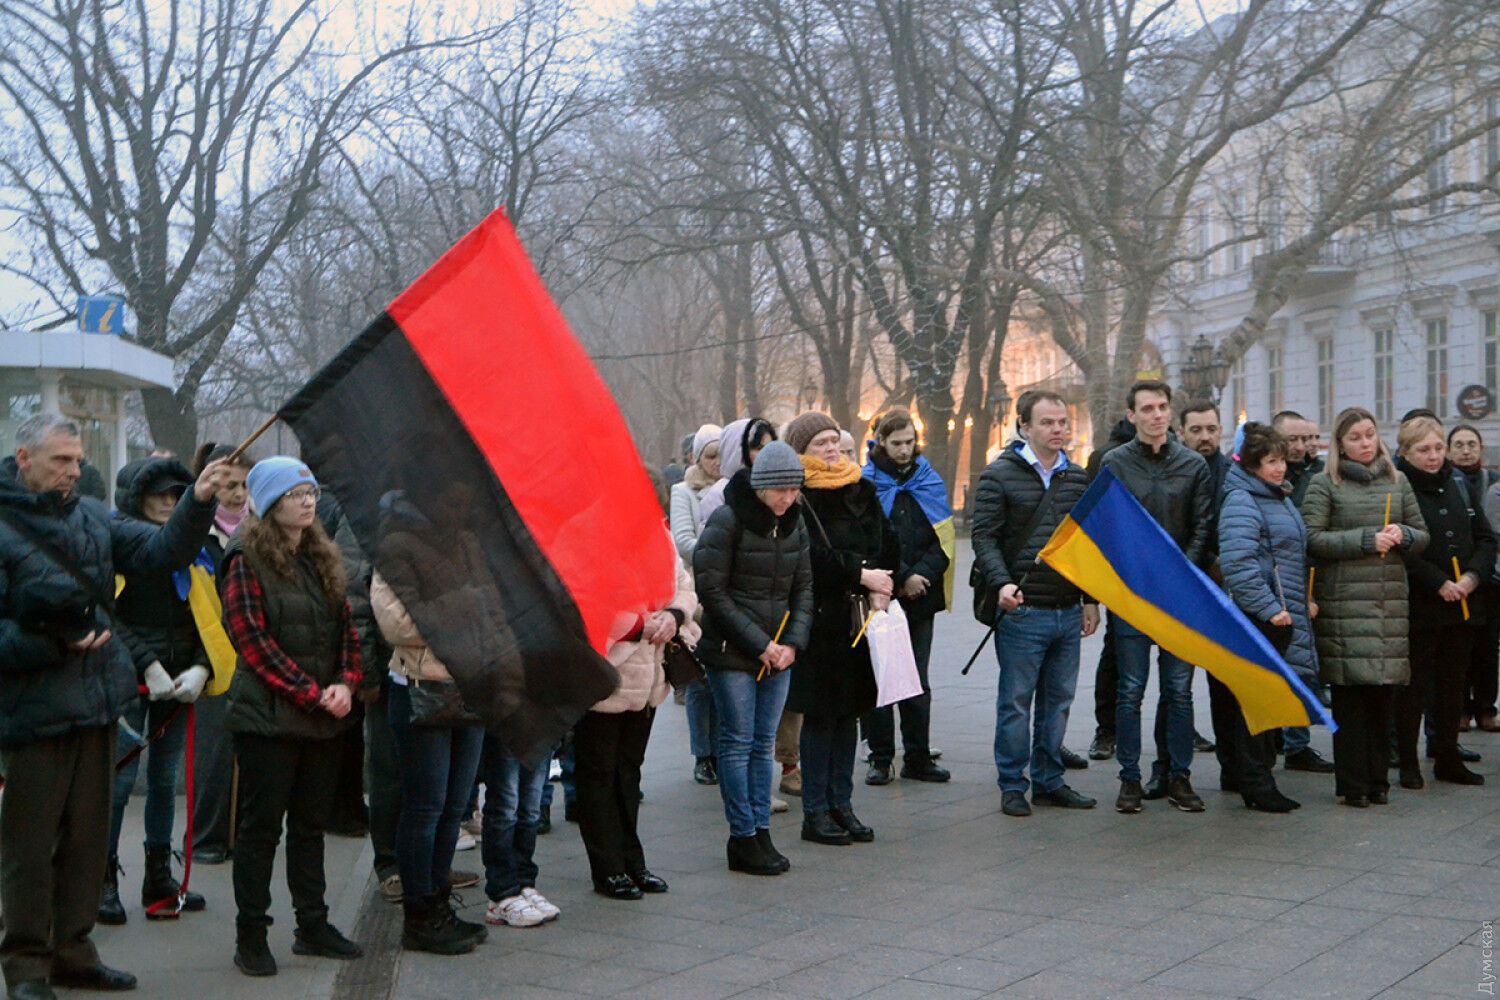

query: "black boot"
left=142, top=845, right=206, bottom=917
left=292, top=920, right=363, bottom=959
left=234, top=927, right=277, bottom=977
left=755, top=829, right=791, bottom=872
left=402, top=894, right=478, bottom=955
left=440, top=892, right=488, bottom=944
left=727, top=834, right=782, bottom=876
left=828, top=806, right=874, bottom=842
left=97, top=855, right=126, bottom=926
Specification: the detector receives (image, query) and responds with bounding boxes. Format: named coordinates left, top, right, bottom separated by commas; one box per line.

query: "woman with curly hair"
left=221, top=457, right=363, bottom=976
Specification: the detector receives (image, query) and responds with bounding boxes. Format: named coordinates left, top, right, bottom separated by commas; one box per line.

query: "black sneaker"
left=1115, top=780, right=1144, bottom=813
left=899, top=758, right=950, bottom=782
left=1284, top=748, right=1335, bottom=773
left=1193, top=731, right=1216, bottom=753
left=1426, top=744, right=1482, bottom=762
left=1032, top=785, right=1096, bottom=809
left=1001, top=791, right=1032, bottom=817
left=865, top=761, right=894, bottom=785
left=292, top=922, right=363, bottom=960
left=235, top=935, right=277, bottom=977
left=693, top=757, right=718, bottom=785
left=1088, top=732, right=1115, bottom=761
left=1059, top=746, right=1089, bottom=770
left=1243, top=788, right=1300, bottom=813
left=1167, top=776, right=1206, bottom=813
left=829, top=807, right=874, bottom=842
left=1143, top=769, right=1169, bottom=800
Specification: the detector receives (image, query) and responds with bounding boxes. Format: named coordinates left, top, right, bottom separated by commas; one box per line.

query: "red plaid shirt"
left=223, top=556, right=362, bottom=711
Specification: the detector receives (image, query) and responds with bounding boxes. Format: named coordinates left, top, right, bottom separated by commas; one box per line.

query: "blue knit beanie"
left=247, top=456, right=318, bottom=517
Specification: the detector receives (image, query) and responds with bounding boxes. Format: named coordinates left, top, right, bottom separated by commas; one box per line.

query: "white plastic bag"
left=865, top=600, right=923, bottom=708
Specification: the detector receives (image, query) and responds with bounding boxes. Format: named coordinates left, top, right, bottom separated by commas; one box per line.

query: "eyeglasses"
left=283, top=487, right=321, bottom=503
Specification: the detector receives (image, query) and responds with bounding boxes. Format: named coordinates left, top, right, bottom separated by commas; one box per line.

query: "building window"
left=1228, top=189, right=1246, bottom=271
left=1196, top=209, right=1212, bottom=280
left=1425, top=318, right=1449, bottom=417
left=1230, top=355, right=1246, bottom=421
left=1266, top=343, right=1283, bottom=415
left=1316, top=337, right=1335, bottom=428
left=1485, top=311, right=1498, bottom=395
left=1426, top=117, right=1450, bottom=216
left=1373, top=328, right=1394, bottom=423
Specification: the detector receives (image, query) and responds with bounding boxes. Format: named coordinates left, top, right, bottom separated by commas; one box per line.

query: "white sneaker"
left=522, top=887, right=560, bottom=922
left=455, top=830, right=477, bottom=852
left=486, top=895, right=546, bottom=927
left=771, top=795, right=789, bottom=814
left=548, top=758, right=563, bottom=781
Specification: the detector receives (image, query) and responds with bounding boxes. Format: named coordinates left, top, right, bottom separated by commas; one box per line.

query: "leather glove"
left=171, top=665, right=210, bottom=704
left=143, top=662, right=175, bottom=701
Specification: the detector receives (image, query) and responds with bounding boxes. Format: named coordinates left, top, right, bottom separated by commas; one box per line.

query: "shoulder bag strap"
left=1001, top=468, right=1067, bottom=576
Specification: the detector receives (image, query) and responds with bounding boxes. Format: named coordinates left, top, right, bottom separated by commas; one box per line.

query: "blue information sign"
left=77, top=295, right=127, bottom=334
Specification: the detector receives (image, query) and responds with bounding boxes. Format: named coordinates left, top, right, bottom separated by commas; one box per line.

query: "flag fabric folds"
left=1037, top=467, right=1334, bottom=735
left=863, top=455, right=957, bottom=609
left=279, top=209, right=675, bottom=763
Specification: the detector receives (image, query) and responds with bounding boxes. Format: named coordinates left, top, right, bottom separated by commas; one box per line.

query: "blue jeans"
left=685, top=678, right=719, bottom=761
left=993, top=606, right=1082, bottom=795
left=799, top=714, right=857, bottom=816
left=1114, top=620, right=1195, bottom=782
left=110, top=697, right=188, bottom=855
left=479, top=736, right=546, bottom=901
left=707, top=667, right=791, bottom=837
left=387, top=683, right=485, bottom=899
left=1282, top=726, right=1310, bottom=755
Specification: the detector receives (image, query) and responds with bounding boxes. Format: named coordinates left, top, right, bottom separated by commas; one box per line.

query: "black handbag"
left=408, top=678, right=483, bottom=728
left=663, top=637, right=706, bottom=690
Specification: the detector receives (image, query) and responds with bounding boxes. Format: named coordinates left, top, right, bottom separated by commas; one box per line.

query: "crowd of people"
left=0, top=379, right=1494, bottom=995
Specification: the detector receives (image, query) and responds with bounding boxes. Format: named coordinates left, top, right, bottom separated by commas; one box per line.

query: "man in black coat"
left=1273, top=410, right=1325, bottom=509
left=972, top=392, right=1100, bottom=817
left=0, top=414, right=226, bottom=1000
left=1101, top=382, right=1214, bottom=815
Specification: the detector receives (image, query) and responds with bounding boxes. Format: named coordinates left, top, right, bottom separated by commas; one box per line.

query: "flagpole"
left=961, top=571, right=1031, bottom=676
left=226, top=415, right=278, bottom=464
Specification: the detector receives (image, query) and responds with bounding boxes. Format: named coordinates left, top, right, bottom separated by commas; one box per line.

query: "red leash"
left=118, top=686, right=196, bottom=919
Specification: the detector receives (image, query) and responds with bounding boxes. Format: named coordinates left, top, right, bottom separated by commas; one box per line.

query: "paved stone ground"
left=95, top=542, right=1500, bottom=999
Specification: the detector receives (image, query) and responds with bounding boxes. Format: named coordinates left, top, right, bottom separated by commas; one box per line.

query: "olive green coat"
left=1303, top=458, right=1429, bottom=687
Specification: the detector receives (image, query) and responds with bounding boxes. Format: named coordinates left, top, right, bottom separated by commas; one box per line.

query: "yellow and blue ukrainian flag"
left=864, top=454, right=956, bottom=608
left=1037, top=467, right=1334, bottom=735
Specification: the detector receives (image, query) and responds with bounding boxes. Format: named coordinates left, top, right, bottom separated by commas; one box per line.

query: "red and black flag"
left=280, top=209, right=675, bottom=762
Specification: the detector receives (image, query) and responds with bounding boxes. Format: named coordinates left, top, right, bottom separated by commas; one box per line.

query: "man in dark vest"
left=0, top=413, right=227, bottom=1000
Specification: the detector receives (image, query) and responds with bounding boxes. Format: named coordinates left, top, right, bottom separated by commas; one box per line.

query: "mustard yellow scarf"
left=800, top=454, right=863, bottom=490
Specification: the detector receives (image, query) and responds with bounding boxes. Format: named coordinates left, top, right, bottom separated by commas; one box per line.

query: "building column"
left=38, top=370, right=61, bottom=414
left=112, top=390, right=129, bottom=509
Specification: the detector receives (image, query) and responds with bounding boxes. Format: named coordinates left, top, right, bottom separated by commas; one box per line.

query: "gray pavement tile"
left=1051, top=946, right=1188, bottom=983
left=989, top=969, right=1135, bottom=998
left=859, top=979, right=987, bottom=1000
left=1145, top=957, right=1284, bottom=995
left=530, top=962, right=669, bottom=996
left=1390, top=942, right=1486, bottom=995
left=691, top=952, right=810, bottom=985
left=769, top=962, right=892, bottom=998
left=1192, top=920, right=1356, bottom=970
left=819, top=945, right=948, bottom=978
left=1186, top=894, right=1300, bottom=920
left=906, top=955, right=1034, bottom=991
left=623, top=972, right=752, bottom=1000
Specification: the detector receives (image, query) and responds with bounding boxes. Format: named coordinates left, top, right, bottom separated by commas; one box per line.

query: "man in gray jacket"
left=0, top=414, right=227, bottom=1000
left=1101, top=382, right=1214, bottom=815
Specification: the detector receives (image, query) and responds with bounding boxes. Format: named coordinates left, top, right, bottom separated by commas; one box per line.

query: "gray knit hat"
left=750, top=441, right=804, bottom=490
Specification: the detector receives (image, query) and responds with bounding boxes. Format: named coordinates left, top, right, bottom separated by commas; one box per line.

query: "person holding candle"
left=694, top=441, right=814, bottom=875
left=1394, top=415, right=1496, bottom=788
left=1303, top=408, right=1428, bottom=807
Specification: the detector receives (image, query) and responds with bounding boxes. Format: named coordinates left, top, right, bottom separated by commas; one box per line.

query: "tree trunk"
left=140, top=386, right=200, bottom=460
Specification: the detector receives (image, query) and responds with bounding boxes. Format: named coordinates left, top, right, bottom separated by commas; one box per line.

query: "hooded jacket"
left=698, top=418, right=775, bottom=524
left=693, top=468, right=814, bottom=673
left=1303, top=458, right=1428, bottom=686
left=0, top=456, right=215, bottom=747
left=113, top=457, right=208, bottom=679
left=1396, top=458, right=1497, bottom=629
left=1217, top=463, right=1317, bottom=681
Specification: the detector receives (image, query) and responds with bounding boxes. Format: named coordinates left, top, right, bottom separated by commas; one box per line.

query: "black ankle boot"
left=756, top=829, right=790, bottom=872
left=727, top=834, right=782, bottom=875
left=142, top=845, right=206, bottom=917
left=401, top=894, right=477, bottom=955
left=234, top=929, right=277, bottom=977
left=97, top=855, right=126, bottom=926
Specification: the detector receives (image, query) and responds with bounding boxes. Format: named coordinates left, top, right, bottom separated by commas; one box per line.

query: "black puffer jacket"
left=0, top=456, right=214, bottom=747
left=786, top=476, right=900, bottom=720
left=971, top=444, right=1092, bottom=608
left=1287, top=455, right=1325, bottom=509
left=692, top=469, right=814, bottom=673
left=114, top=458, right=206, bottom=679
left=868, top=451, right=949, bottom=618
left=1101, top=438, right=1214, bottom=569
left=1085, top=419, right=1134, bottom=477
left=1397, top=459, right=1498, bottom=629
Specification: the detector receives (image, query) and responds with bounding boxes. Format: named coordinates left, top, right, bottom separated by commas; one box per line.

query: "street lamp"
left=989, top=381, right=1012, bottom=424
left=1180, top=334, right=1231, bottom=402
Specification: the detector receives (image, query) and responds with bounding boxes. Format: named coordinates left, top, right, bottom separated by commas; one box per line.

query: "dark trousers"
left=192, top=693, right=237, bottom=854
left=329, top=714, right=368, bottom=832
left=0, top=725, right=112, bottom=987
left=1398, top=627, right=1472, bottom=771
left=1466, top=596, right=1500, bottom=719
left=862, top=611, right=935, bottom=764
left=800, top=714, right=858, bottom=815
left=1093, top=613, right=1117, bottom=735
left=231, top=733, right=340, bottom=934
left=386, top=684, right=484, bottom=900
left=365, top=688, right=401, bottom=879
left=572, top=708, right=654, bottom=880
left=1331, top=685, right=1392, bottom=799
left=1207, top=676, right=1276, bottom=799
